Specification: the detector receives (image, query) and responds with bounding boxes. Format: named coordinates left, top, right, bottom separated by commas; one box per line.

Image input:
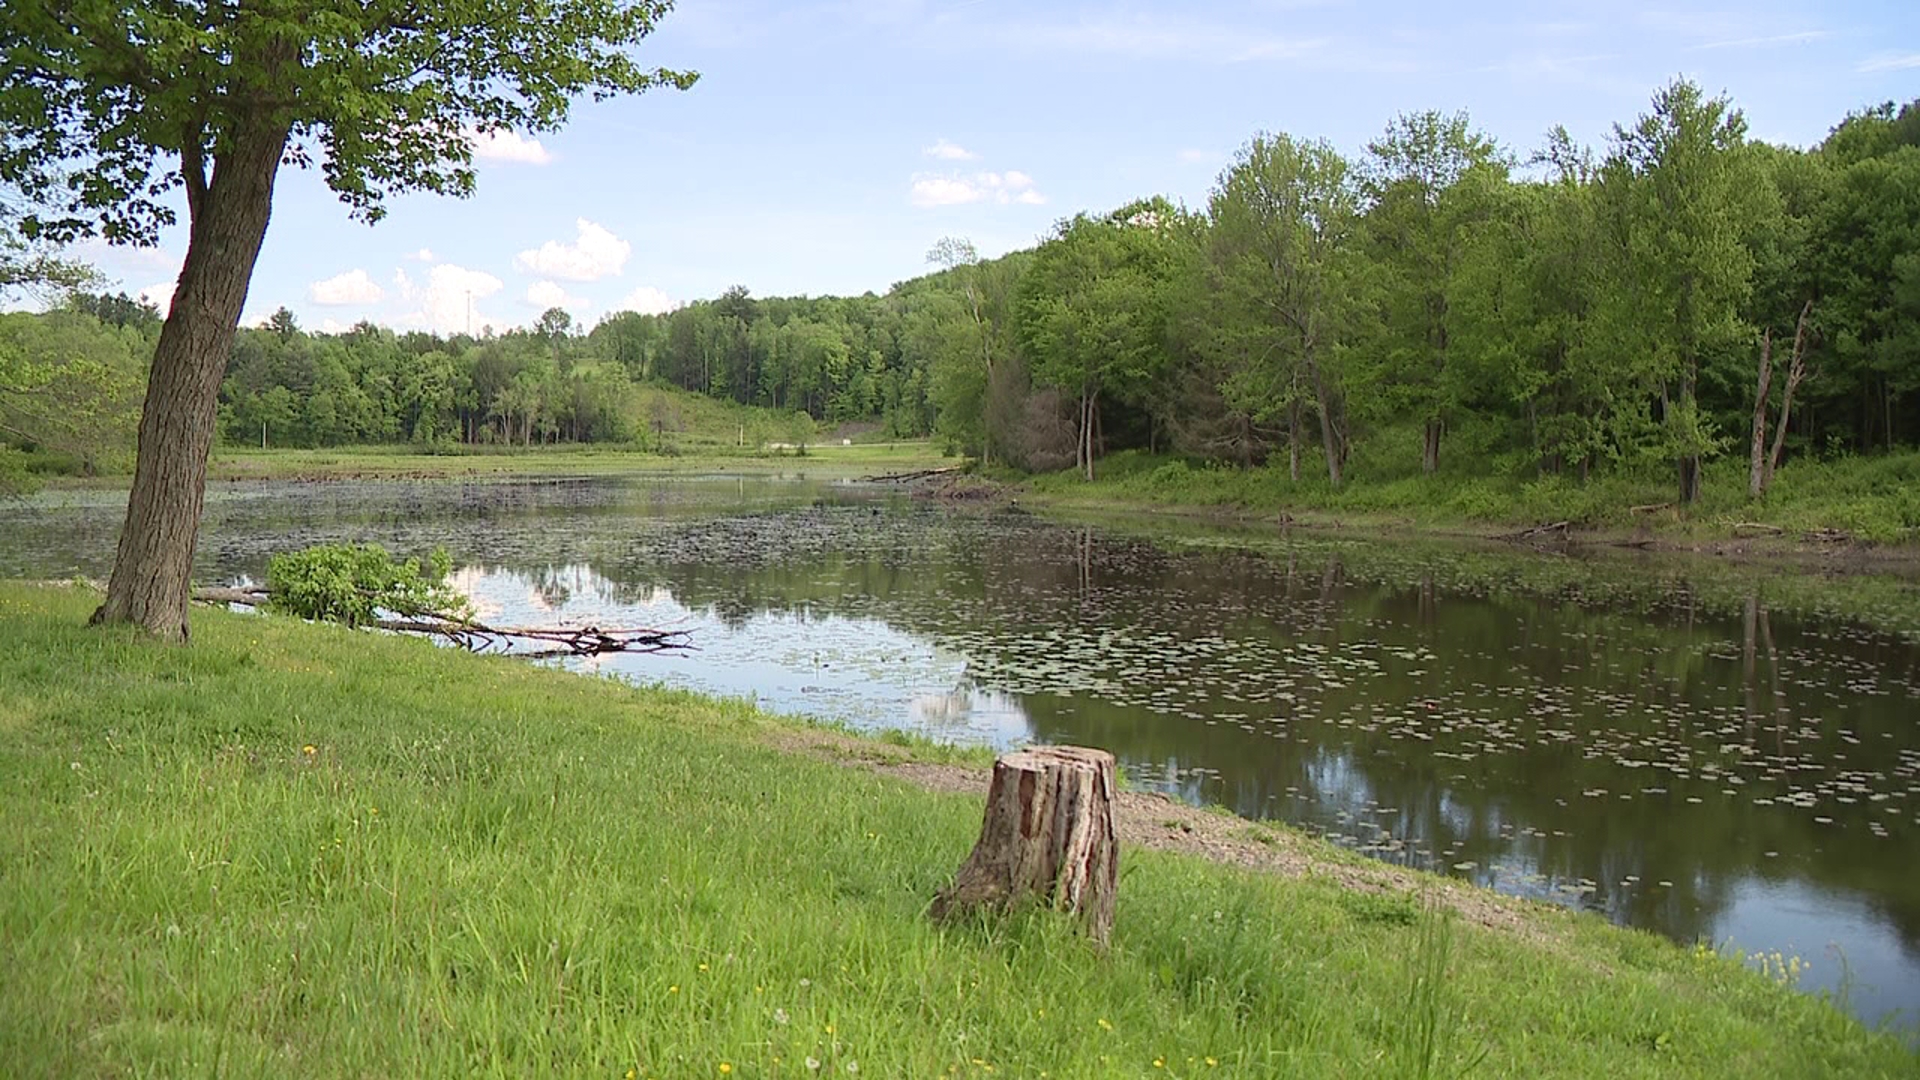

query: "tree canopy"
left=1, top=0, right=695, bottom=243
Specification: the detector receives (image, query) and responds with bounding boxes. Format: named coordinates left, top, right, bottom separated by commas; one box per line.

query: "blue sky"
left=68, top=0, right=1920, bottom=335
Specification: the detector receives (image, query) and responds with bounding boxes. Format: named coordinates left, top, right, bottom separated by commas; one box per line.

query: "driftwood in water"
left=1496, top=520, right=1570, bottom=545
left=190, top=587, right=690, bottom=658
left=860, top=465, right=963, bottom=483
left=931, top=745, right=1119, bottom=946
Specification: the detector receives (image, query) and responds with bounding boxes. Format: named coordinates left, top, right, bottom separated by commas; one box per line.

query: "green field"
left=0, top=583, right=1909, bottom=1078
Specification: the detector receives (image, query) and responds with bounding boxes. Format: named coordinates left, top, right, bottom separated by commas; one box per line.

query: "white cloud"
left=923, top=138, right=978, bottom=161
left=308, top=268, right=384, bottom=306
left=1177, top=148, right=1220, bottom=165
left=1692, top=30, right=1828, bottom=50
left=1858, top=51, right=1920, bottom=72
left=618, top=285, right=676, bottom=316
left=406, top=247, right=436, bottom=262
left=137, top=281, right=175, bottom=316
left=909, top=169, right=1046, bottom=208
left=320, top=318, right=350, bottom=334
left=513, top=219, right=631, bottom=282
left=397, top=263, right=505, bottom=335
left=466, top=127, right=553, bottom=165
left=526, top=279, right=589, bottom=312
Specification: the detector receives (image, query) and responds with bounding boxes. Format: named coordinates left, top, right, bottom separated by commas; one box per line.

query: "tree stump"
left=931, top=745, right=1119, bottom=946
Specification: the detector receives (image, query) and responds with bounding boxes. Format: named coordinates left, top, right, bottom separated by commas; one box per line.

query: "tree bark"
left=1764, top=302, right=1813, bottom=489
left=1287, top=399, right=1301, bottom=482
left=1677, top=455, right=1700, bottom=505
left=91, top=125, right=289, bottom=641
left=1748, top=328, right=1774, bottom=500
left=931, top=746, right=1119, bottom=947
left=1422, top=417, right=1441, bottom=475
left=1309, top=355, right=1342, bottom=488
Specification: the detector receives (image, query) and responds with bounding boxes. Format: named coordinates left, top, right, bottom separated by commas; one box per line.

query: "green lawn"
left=0, top=583, right=1909, bottom=1078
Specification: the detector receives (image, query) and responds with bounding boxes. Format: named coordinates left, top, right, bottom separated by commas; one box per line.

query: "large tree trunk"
left=931, top=746, right=1118, bottom=946
left=1422, top=417, right=1441, bottom=475
left=91, top=127, right=289, bottom=641
left=1748, top=328, right=1774, bottom=500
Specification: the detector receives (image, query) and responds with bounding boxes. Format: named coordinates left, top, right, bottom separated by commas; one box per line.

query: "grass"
left=195, top=439, right=953, bottom=483
left=1020, top=438, right=1920, bottom=547
left=1, top=582, right=1912, bottom=1078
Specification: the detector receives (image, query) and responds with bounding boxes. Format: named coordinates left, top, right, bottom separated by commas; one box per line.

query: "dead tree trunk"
left=1764, top=301, right=1814, bottom=493
left=1748, top=327, right=1775, bottom=500
left=931, top=746, right=1118, bottom=946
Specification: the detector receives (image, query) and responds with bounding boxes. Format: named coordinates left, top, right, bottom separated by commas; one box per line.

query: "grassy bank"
left=196, top=440, right=953, bottom=483
left=1, top=583, right=1910, bottom=1078
left=1019, top=447, right=1920, bottom=547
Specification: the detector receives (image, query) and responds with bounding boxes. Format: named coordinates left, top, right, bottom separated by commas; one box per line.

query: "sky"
left=58, top=0, right=1920, bottom=336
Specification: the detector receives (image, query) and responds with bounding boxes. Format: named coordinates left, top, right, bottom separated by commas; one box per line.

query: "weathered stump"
left=930, top=745, right=1119, bottom=945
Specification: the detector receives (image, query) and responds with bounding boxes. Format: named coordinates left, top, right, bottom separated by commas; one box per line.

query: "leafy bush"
left=0, top=446, right=35, bottom=499
left=266, top=543, right=468, bottom=627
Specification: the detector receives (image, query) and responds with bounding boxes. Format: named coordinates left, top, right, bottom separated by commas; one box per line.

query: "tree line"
left=7, top=82, right=1917, bottom=511
left=924, top=82, right=1919, bottom=506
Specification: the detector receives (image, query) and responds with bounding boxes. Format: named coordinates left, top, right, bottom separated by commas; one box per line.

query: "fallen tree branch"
left=860, top=465, right=963, bottom=483
left=1496, top=520, right=1570, bottom=544
left=192, top=588, right=692, bottom=657
left=1629, top=502, right=1673, bottom=515
left=195, top=586, right=271, bottom=606
left=1731, top=522, right=1785, bottom=535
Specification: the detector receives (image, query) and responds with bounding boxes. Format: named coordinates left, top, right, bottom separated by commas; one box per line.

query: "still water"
left=4, top=474, right=1917, bottom=1031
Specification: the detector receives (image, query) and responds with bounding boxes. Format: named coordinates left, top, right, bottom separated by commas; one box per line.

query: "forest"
left=4, top=81, right=1917, bottom=509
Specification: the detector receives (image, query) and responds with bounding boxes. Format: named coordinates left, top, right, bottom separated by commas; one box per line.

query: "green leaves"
left=265, top=543, right=468, bottom=627
left=0, top=0, right=696, bottom=240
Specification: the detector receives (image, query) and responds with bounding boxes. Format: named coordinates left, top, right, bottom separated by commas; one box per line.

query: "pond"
left=4, top=473, right=1917, bottom=1032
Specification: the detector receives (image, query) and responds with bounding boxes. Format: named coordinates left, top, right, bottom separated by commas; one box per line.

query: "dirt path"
left=766, top=728, right=1553, bottom=940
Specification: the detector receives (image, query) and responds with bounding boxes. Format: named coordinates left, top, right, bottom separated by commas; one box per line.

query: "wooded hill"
left=5, top=82, right=1917, bottom=510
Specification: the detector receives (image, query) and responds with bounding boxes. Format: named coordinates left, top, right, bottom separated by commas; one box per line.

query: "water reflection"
left=1, top=475, right=1915, bottom=1032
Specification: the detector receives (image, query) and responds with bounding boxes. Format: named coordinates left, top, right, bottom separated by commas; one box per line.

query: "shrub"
left=266, top=543, right=468, bottom=627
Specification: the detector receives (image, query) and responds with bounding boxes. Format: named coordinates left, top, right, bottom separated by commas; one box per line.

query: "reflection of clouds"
left=449, top=566, right=503, bottom=621
left=910, top=685, right=1033, bottom=747
left=445, top=562, right=1036, bottom=748
left=459, top=563, right=683, bottom=626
